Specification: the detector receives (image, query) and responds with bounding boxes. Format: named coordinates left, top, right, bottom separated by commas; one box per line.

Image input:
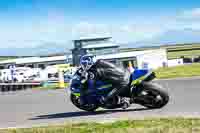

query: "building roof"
left=16, top=56, right=67, bottom=64
left=0, top=56, right=68, bottom=65
left=0, top=59, right=16, bottom=64
left=82, top=43, right=119, bottom=49
left=96, top=49, right=165, bottom=60
left=73, top=37, right=111, bottom=42
left=0, top=49, right=166, bottom=65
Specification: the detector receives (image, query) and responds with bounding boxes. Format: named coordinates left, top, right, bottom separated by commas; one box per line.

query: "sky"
left=0, top=0, right=200, bottom=48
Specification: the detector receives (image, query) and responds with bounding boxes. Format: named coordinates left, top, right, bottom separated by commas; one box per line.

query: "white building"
left=167, top=58, right=183, bottom=67
left=96, top=49, right=167, bottom=70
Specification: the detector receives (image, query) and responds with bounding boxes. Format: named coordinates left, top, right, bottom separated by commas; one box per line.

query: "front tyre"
left=135, top=82, right=169, bottom=109
left=70, top=94, right=99, bottom=112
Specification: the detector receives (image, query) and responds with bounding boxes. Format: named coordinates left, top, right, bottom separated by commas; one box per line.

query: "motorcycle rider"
left=79, top=55, right=130, bottom=109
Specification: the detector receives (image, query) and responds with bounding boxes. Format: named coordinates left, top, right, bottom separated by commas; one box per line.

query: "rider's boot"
left=121, top=97, right=130, bottom=109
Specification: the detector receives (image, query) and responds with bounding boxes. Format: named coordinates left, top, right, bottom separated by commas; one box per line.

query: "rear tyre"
left=135, top=82, right=169, bottom=109
left=70, top=94, right=99, bottom=112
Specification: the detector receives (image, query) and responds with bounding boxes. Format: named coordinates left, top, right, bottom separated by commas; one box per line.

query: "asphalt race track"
left=0, top=77, right=200, bottom=128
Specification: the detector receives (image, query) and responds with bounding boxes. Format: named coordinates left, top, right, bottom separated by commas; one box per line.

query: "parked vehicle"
left=13, top=71, right=29, bottom=82
left=12, top=67, right=35, bottom=82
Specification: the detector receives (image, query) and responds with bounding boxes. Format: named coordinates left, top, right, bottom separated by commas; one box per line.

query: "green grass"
left=1, top=118, right=200, bottom=133
left=0, top=57, right=16, bottom=61
left=155, top=63, right=200, bottom=79
left=167, top=49, right=200, bottom=59
left=166, top=43, right=200, bottom=51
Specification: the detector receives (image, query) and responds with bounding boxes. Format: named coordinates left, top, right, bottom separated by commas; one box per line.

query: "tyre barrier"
left=0, top=83, right=41, bottom=92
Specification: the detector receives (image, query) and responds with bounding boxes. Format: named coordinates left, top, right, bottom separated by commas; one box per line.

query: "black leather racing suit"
left=87, top=59, right=130, bottom=103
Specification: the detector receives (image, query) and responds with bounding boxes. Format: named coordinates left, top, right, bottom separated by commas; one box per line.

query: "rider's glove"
left=80, top=71, right=88, bottom=84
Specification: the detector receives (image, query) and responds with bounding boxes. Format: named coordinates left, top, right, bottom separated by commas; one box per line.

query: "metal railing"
left=0, top=82, right=41, bottom=92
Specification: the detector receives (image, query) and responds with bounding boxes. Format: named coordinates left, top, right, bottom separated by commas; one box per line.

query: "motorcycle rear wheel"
left=134, top=82, right=169, bottom=109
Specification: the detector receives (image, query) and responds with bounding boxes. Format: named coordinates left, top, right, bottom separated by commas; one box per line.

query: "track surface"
left=0, top=77, right=200, bottom=128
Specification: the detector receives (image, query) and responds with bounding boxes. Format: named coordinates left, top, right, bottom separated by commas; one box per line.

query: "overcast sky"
left=0, top=0, right=200, bottom=48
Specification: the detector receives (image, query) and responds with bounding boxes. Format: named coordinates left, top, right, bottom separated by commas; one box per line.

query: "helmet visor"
left=80, top=56, right=93, bottom=70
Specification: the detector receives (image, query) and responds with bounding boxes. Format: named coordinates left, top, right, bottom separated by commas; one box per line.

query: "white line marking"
left=155, top=76, right=200, bottom=81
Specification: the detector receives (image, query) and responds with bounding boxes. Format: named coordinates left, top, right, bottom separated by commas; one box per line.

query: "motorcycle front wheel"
left=70, top=94, right=99, bottom=112
left=134, top=82, right=169, bottom=109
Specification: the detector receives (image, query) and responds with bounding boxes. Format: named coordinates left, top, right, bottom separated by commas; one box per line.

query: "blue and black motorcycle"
left=69, top=68, right=169, bottom=112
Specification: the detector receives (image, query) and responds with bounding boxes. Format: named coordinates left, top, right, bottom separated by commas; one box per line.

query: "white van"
left=13, top=71, right=29, bottom=82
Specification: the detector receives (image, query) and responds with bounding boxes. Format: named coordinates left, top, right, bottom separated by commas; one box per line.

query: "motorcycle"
left=69, top=68, right=169, bottom=112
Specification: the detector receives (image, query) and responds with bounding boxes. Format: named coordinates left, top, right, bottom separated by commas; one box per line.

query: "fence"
left=0, top=82, right=41, bottom=92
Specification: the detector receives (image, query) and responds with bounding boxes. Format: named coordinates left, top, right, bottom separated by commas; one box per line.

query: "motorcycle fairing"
left=131, top=69, right=150, bottom=86
left=70, top=79, right=112, bottom=97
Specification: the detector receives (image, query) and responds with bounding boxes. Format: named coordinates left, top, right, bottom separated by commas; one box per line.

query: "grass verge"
left=168, top=49, right=200, bottom=59
left=1, top=118, right=200, bottom=133
left=155, top=63, right=200, bottom=79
